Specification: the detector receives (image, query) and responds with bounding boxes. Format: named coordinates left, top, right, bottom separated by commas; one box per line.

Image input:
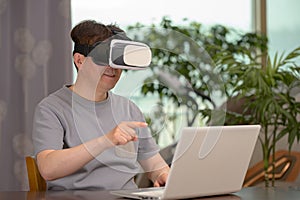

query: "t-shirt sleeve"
left=32, top=102, right=65, bottom=156
left=137, top=128, right=160, bottom=161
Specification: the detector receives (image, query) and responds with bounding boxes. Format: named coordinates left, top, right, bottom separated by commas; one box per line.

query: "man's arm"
left=37, top=121, right=147, bottom=181
left=139, top=153, right=170, bottom=187
left=37, top=136, right=111, bottom=181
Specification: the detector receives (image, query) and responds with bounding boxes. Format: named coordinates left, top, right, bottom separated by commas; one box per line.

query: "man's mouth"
left=103, top=68, right=116, bottom=77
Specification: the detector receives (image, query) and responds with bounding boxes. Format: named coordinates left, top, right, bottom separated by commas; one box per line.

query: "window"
left=71, top=0, right=252, bottom=30
left=267, top=0, right=300, bottom=56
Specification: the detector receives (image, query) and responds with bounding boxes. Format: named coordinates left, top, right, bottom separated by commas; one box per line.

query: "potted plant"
left=207, top=46, right=300, bottom=187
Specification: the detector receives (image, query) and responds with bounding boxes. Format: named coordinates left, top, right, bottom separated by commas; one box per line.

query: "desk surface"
left=1, top=185, right=300, bottom=200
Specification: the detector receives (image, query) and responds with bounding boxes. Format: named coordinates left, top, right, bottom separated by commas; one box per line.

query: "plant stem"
left=263, top=125, right=270, bottom=187
left=271, top=122, right=278, bottom=187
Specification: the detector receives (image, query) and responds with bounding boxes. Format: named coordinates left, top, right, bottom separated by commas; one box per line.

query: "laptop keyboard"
left=132, top=188, right=165, bottom=197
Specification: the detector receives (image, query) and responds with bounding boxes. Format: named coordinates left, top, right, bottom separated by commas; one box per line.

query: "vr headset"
left=73, top=31, right=152, bottom=70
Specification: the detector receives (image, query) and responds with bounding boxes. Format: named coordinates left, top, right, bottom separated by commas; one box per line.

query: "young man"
left=32, top=20, right=169, bottom=190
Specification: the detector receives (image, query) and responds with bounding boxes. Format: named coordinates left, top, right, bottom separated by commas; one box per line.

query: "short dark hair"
left=70, top=20, right=124, bottom=70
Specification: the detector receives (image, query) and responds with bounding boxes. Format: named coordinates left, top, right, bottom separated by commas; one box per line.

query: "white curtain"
left=0, top=0, right=72, bottom=191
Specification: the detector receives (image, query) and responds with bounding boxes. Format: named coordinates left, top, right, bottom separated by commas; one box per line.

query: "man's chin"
left=98, top=80, right=116, bottom=90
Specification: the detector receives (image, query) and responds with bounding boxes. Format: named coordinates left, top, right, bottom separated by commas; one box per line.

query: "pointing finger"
left=125, top=121, right=148, bottom=128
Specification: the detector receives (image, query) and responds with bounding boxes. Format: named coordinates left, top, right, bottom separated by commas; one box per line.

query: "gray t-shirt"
left=32, top=85, right=159, bottom=190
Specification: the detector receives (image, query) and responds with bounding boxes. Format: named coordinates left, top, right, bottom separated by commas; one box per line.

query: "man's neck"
left=69, top=84, right=107, bottom=102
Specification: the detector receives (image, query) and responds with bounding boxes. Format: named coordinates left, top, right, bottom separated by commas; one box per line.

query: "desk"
left=1, top=185, right=300, bottom=200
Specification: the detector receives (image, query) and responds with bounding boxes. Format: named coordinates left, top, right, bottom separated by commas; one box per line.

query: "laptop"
left=111, top=125, right=261, bottom=199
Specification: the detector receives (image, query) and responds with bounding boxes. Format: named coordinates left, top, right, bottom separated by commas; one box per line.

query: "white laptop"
left=111, top=125, right=261, bottom=199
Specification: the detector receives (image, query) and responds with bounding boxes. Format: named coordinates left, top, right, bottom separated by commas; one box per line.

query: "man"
left=32, top=20, right=169, bottom=190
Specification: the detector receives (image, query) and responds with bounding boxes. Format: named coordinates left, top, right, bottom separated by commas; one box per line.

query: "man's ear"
left=73, top=53, right=85, bottom=69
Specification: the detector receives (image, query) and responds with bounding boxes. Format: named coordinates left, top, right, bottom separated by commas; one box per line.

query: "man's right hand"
left=105, top=121, right=148, bottom=146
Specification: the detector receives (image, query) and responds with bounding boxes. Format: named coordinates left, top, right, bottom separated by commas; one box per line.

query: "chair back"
left=243, top=150, right=300, bottom=187
left=25, top=156, right=47, bottom=191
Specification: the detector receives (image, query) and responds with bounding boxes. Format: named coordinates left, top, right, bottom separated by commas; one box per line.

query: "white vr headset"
left=73, top=32, right=152, bottom=70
